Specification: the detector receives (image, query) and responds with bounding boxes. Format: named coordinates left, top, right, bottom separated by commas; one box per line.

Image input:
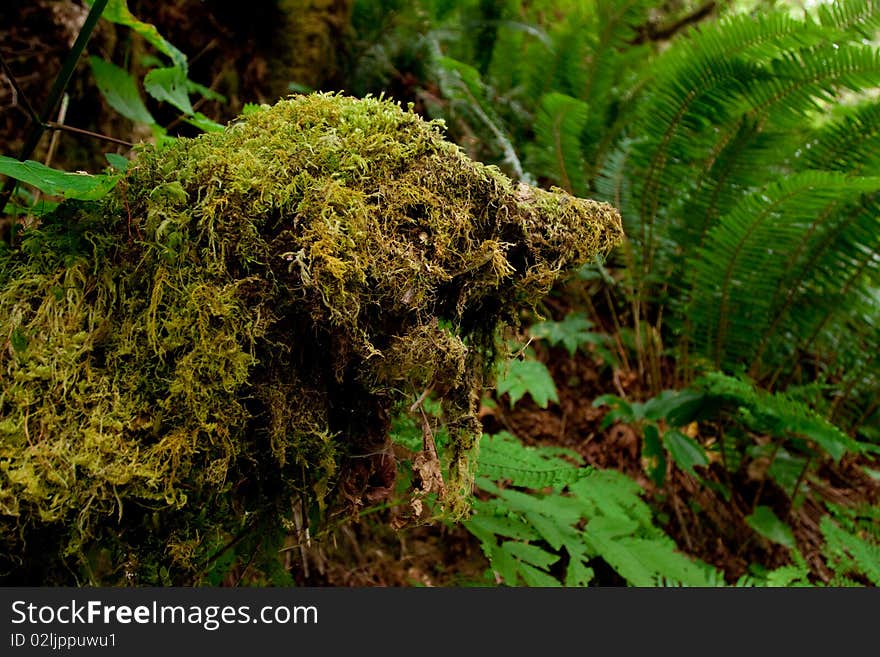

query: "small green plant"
left=820, top=502, right=880, bottom=586
left=465, top=432, right=723, bottom=586
left=86, top=0, right=226, bottom=137
left=529, top=311, right=616, bottom=365
left=1, top=0, right=225, bottom=227
left=594, top=371, right=864, bottom=496
left=495, top=347, right=559, bottom=409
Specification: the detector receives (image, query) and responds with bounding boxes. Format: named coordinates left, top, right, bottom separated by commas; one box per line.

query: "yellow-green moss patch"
left=0, top=93, right=622, bottom=583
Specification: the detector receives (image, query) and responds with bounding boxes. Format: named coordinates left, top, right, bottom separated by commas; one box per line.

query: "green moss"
left=0, top=93, right=622, bottom=583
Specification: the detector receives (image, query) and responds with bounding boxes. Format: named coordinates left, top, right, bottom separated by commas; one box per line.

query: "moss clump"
left=0, top=93, right=622, bottom=584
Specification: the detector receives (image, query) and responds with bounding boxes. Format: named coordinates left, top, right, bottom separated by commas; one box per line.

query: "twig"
left=410, top=387, right=433, bottom=414
left=630, top=2, right=718, bottom=45
left=44, top=121, right=135, bottom=148
left=44, top=94, right=69, bottom=169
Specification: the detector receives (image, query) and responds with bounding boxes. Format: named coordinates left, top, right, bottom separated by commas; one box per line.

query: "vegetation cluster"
left=0, top=0, right=878, bottom=585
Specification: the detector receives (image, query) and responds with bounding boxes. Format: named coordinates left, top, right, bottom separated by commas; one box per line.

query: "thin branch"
left=44, top=121, right=135, bottom=148
left=45, top=95, right=69, bottom=169
left=629, top=2, right=718, bottom=45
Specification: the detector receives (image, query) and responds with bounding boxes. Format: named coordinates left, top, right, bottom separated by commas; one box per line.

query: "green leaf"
left=477, top=432, right=586, bottom=489
left=529, top=312, right=600, bottom=356
left=144, top=66, right=194, bottom=115
left=183, top=112, right=226, bottom=133
left=185, top=79, right=226, bottom=103
left=488, top=542, right=520, bottom=585
left=466, top=511, right=540, bottom=543
left=564, top=558, right=594, bottom=587
left=523, top=510, right=580, bottom=552
left=642, top=424, right=667, bottom=487
left=593, top=394, right=634, bottom=429
left=92, top=0, right=188, bottom=72
left=642, top=389, right=707, bottom=424
left=496, top=358, right=558, bottom=408
left=89, top=56, right=155, bottom=125
left=495, top=489, right=579, bottom=526
left=0, top=156, right=119, bottom=200
left=525, top=92, right=590, bottom=197
left=10, top=328, right=28, bottom=353
left=663, top=429, right=709, bottom=478
left=501, top=540, right=560, bottom=570
left=516, top=561, right=562, bottom=587
left=105, top=153, right=130, bottom=172
left=746, top=506, right=796, bottom=548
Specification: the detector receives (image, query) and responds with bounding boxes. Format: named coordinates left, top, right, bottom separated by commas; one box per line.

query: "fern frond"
left=816, top=0, right=880, bottom=41
left=431, top=51, right=527, bottom=179
left=525, top=92, right=589, bottom=196
left=570, top=469, right=657, bottom=530
left=801, top=101, right=880, bottom=175
left=476, top=431, right=587, bottom=489
left=632, top=9, right=823, bottom=213
left=821, top=514, right=880, bottom=586
left=693, top=372, right=861, bottom=461
left=594, top=138, right=636, bottom=221
left=584, top=520, right=720, bottom=587
left=747, top=44, right=880, bottom=127
left=683, top=171, right=880, bottom=370
left=751, top=195, right=880, bottom=376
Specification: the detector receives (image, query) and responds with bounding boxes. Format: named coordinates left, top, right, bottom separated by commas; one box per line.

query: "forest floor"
left=290, top=325, right=880, bottom=587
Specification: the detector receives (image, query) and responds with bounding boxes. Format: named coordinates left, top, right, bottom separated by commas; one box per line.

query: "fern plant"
left=466, top=431, right=724, bottom=586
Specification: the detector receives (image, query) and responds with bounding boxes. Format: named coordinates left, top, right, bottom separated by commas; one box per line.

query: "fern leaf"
left=821, top=514, right=880, bottom=586
left=467, top=501, right=541, bottom=543
left=584, top=522, right=719, bottom=587
left=476, top=431, right=588, bottom=489
left=495, top=358, right=559, bottom=409
left=817, top=0, right=880, bottom=41
left=747, top=44, right=880, bottom=127
left=565, top=557, right=595, bottom=586
left=514, top=560, right=562, bottom=587
left=525, top=92, right=590, bottom=196
left=694, top=372, right=862, bottom=461
left=502, top=540, right=560, bottom=570
left=570, top=469, right=656, bottom=530
left=432, top=52, right=527, bottom=179
left=802, top=101, right=880, bottom=175
left=683, top=171, right=880, bottom=369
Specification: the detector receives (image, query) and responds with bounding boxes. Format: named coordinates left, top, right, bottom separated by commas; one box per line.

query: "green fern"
left=683, top=172, right=880, bottom=370
left=821, top=504, right=880, bottom=586
left=468, top=434, right=723, bottom=587
left=494, top=349, right=559, bottom=409
left=477, top=431, right=587, bottom=489
left=694, top=371, right=862, bottom=462
left=525, top=93, right=590, bottom=196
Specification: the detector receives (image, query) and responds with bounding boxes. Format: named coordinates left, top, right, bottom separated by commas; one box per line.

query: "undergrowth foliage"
left=468, top=432, right=724, bottom=586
